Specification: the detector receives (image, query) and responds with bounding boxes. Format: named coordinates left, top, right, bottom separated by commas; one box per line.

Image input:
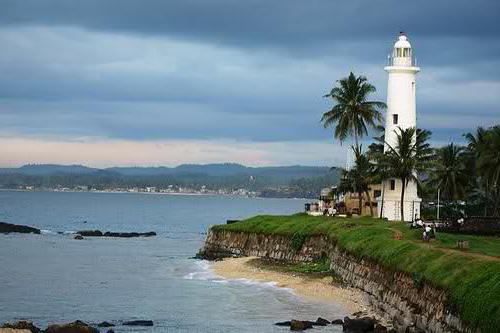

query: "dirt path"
left=388, top=227, right=500, bottom=261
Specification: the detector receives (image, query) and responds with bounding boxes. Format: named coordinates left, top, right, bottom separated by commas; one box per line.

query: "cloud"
left=0, top=1, right=498, bottom=165
left=0, top=137, right=346, bottom=168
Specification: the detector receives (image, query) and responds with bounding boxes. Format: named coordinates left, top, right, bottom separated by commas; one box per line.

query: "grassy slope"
left=213, top=214, right=500, bottom=332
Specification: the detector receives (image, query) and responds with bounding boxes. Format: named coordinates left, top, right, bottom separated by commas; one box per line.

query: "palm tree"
left=465, top=126, right=500, bottom=216
left=366, top=125, right=387, bottom=218
left=431, top=144, right=468, bottom=201
left=340, top=145, right=376, bottom=216
left=477, top=126, right=500, bottom=216
left=382, top=127, right=433, bottom=221
left=321, top=72, right=386, bottom=150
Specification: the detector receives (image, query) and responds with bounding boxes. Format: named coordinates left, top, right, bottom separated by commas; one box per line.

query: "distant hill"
left=0, top=163, right=331, bottom=178
left=0, top=163, right=341, bottom=198
left=0, top=164, right=99, bottom=175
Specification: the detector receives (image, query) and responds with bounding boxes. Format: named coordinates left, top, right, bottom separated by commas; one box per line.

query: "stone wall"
left=200, top=229, right=474, bottom=333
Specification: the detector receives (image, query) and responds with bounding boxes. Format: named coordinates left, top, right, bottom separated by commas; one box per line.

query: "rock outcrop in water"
left=45, top=321, right=98, bottom=333
left=76, top=230, right=156, bottom=238
left=0, top=222, right=41, bottom=234
left=1, top=321, right=40, bottom=333
left=122, top=320, right=153, bottom=326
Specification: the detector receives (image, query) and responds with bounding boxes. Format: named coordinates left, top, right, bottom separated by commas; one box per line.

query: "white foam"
left=184, top=260, right=293, bottom=293
left=41, top=229, right=76, bottom=235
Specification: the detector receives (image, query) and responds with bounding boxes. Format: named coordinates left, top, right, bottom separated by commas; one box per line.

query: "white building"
left=377, top=33, right=421, bottom=221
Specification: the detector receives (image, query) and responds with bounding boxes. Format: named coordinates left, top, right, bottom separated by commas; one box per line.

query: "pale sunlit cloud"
left=0, top=137, right=346, bottom=168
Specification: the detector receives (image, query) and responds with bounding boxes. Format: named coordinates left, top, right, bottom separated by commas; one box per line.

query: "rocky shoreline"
left=275, top=316, right=390, bottom=332
left=75, top=230, right=157, bottom=238
left=0, top=222, right=41, bottom=234
left=0, top=222, right=156, bottom=239
left=199, top=229, right=474, bottom=333
left=1, top=320, right=154, bottom=333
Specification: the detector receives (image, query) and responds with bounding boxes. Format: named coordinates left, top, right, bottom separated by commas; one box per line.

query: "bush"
left=291, top=232, right=307, bottom=251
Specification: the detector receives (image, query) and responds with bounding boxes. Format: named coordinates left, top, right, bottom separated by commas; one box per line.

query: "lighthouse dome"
left=394, top=34, right=411, bottom=49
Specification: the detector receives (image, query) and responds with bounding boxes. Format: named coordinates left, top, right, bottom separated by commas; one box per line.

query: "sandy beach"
left=211, top=257, right=372, bottom=314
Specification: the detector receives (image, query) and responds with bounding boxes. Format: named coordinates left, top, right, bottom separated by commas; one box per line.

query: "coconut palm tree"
left=340, top=145, right=376, bottom=216
left=321, top=72, right=386, bottom=150
left=382, top=127, right=433, bottom=221
left=431, top=143, right=468, bottom=202
left=478, top=126, right=500, bottom=216
left=465, top=126, right=500, bottom=216
left=366, top=125, right=387, bottom=218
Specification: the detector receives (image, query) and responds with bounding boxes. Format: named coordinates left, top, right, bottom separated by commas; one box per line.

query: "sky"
left=0, top=0, right=498, bottom=168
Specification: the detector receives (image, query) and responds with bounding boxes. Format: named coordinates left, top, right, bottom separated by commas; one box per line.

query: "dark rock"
left=195, top=248, right=236, bottom=260
left=274, top=321, right=291, bottom=326
left=404, top=326, right=425, bottom=333
left=374, top=323, right=389, bottom=332
left=96, top=322, right=114, bottom=328
left=1, top=321, right=41, bottom=333
left=74, top=235, right=84, bottom=240
left=103, top=231, right=156, bottom=238
left=105, top=330, right=114, bottom=333
left=122, top=320, right=153, bottom=327
left=343, top=316, right=376, bottom=333
left=77, top=230, right=103, bottom=237
left=44, top=321, right=99, bottom=333
left=331, top=319, right=343, bottom=325
left=0, top=222, right=41, bottom=234
left=76, top=230, right=156, bottom=238
left=351, top=311, right=367, bottom=318
left=315, top=317, right=330, bottom=326
left=290, top=320, right=314, bottom=331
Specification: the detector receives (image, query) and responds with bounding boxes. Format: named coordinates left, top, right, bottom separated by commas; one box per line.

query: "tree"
left=477, top=126, right=500, bottom=216
left=382, top=127, right=433, bottom=221
left=431, top=143, right=468, bottom=201
left=321, top=72, right=386, bottom=150
left=465, top=126, right=500, bottom=216
left=366, top=125, right=387, bottom=218
left=340, top=145, right=376, bottom=216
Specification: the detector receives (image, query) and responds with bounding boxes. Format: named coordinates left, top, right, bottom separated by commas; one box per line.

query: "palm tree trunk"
left=358, top=191, right=363, bottom=215
left=365, top=190, right=374, bottom=216
left=484, top=180, right=489, bottom=217
left=380, top=181, right=386, bottom=219
left=400, top=178, right=406, bottom=222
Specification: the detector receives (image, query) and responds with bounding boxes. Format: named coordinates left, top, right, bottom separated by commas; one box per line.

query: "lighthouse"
left=378, top=33, right=421, bottom=221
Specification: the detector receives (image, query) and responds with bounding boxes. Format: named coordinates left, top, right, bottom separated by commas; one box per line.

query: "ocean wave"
left=40, top=229, right=76, bottom=235
left=184, top=260, right=293, bottom=292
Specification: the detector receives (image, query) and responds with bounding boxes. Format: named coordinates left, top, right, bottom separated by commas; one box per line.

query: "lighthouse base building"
left=377, top=33, right=421, bottom=222
left=377, top=179, right=421, bottom=222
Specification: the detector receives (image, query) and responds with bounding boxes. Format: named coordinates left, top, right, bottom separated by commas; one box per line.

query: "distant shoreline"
left=0, top=188, right=309, bottom=200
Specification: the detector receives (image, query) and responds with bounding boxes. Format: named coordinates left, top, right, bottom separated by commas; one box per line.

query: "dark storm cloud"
left=0, top=0, right=498, bottom=150
left=1, top=0, right=499, bottom=46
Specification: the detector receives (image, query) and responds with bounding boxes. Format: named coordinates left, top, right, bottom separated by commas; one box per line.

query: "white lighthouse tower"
left=378, top=32, right=421, bottom=221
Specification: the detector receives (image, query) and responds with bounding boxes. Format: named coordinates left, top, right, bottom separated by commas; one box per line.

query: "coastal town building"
left=377, top=33, right=421, bottom=221
left=344, top=184, right=382, bottom=216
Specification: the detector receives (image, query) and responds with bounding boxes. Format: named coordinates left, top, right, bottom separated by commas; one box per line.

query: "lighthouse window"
left=393, top=114, right=399, bottom=124
left=390, top=180, right=396, bottom=191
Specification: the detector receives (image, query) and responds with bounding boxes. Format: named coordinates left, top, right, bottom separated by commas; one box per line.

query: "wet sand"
left=211, top=257, right=372, bottom=314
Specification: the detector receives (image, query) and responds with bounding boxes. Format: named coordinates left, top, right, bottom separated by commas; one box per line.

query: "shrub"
left=291, top=232, right=307, bottom=251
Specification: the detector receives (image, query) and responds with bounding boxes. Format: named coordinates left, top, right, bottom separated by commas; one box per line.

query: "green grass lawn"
left=213, top=214, right=500, bottom=333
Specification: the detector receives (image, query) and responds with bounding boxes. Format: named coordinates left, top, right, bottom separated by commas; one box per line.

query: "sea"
left=0, top=191, right=347, bottom=332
